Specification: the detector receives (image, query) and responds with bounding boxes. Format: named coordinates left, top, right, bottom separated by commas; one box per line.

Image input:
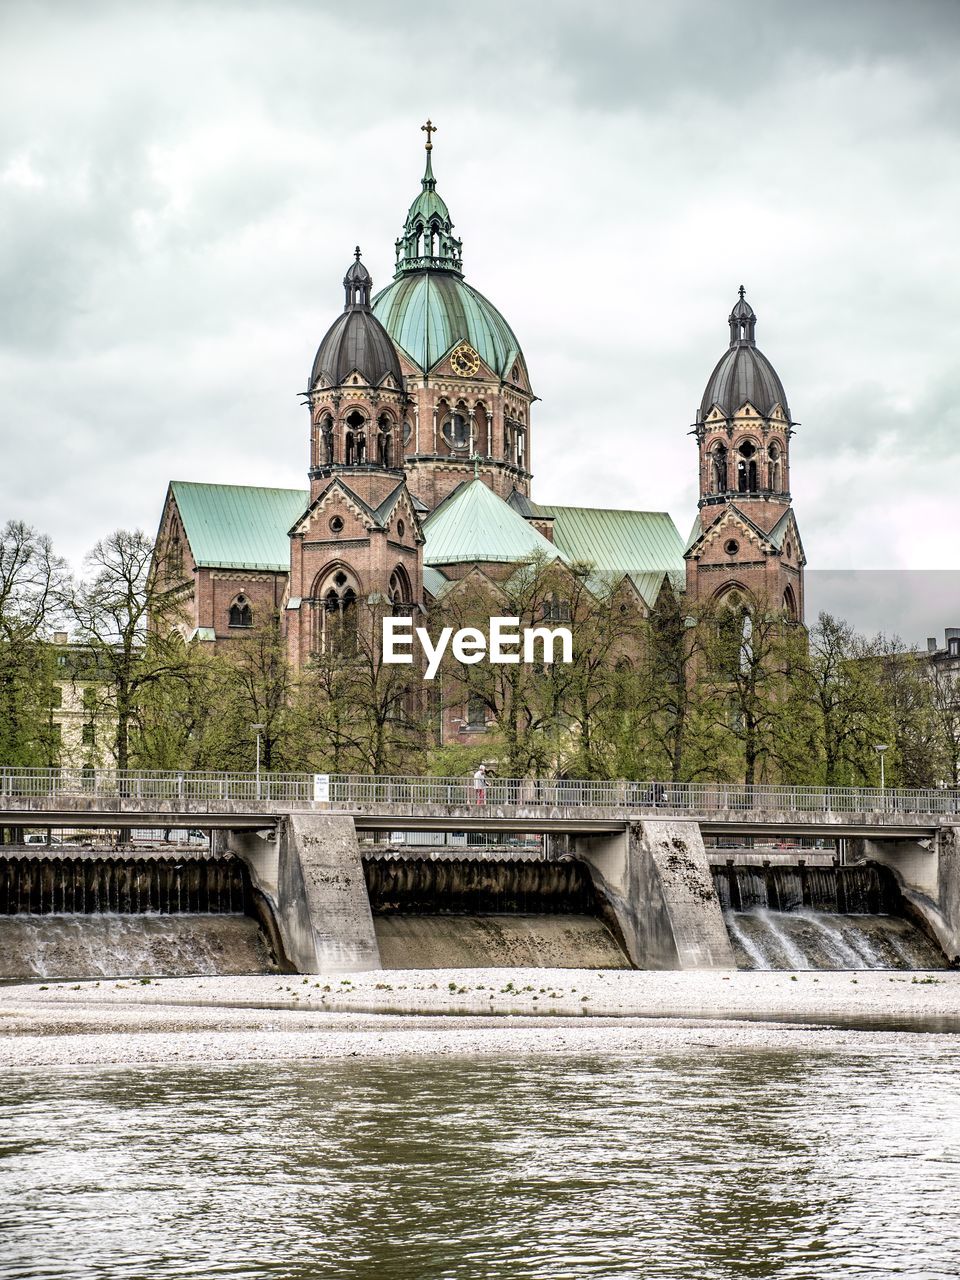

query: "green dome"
left=372, top=271, right=522, bottom=378
left=373, top=140, right=525, bottom=379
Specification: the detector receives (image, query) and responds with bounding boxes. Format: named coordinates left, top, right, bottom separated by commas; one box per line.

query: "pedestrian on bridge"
left=473, top=764, right=487, bottom=806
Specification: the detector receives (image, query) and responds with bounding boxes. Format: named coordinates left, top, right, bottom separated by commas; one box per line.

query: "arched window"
left=229, top=595, right=253, bottom=628
left=317, top=569, right=358, bottom=655
left=318, top=413, right=334, bottom=465
left=737, top=442, right=759, bottom=493
left=543, top=592, right=570, bottom=622
left=377, top=413, right=393, bottom=467
left=345, top=410, right=366, bottom=465
left=389, top=566, right=412, bottom=611
left=711, top=443, right=728, bottom=493
left=782, top=585, right=798, bottom=621
left=442, top=410, right=470, bottom=450
left=714, top=589, right=751, bottom=677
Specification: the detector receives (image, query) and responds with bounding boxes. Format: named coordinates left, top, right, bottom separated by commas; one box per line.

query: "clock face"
left=450, top=342, right=481, bottom=377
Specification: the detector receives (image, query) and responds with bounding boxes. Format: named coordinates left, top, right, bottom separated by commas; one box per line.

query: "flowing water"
left=374, top=913, right=629, bottom=968
left=0, top=914, right=275, bottom=979
left=1, top=1041, right=959, bottom=1278
left=725, top=907, right=947, bottom=970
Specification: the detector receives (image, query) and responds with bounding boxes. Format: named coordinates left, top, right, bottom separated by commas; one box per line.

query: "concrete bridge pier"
left=850, top=826, right=960, bottom=965
left=219, top=814, right=381, bottom=974
left=573, top=820, right=735, bottom=970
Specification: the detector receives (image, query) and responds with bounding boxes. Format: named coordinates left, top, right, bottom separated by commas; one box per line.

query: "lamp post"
left=874, top=744, right=888, bottom=797
left=251, top=723, right=265, bottom=800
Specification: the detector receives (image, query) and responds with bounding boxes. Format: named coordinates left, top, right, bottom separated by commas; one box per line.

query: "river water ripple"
left=2, top=1040, right=959, bottom=1278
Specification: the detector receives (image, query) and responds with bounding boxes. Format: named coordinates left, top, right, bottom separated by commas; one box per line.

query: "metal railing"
left=0, top=767, right=958, bottom=817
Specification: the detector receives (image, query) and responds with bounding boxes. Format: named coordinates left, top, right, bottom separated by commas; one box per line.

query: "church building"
left=154, top=123, right=805, bottom=729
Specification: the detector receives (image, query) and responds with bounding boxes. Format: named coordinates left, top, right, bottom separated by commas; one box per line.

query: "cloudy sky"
left=2, top=0, right=959, bottom=635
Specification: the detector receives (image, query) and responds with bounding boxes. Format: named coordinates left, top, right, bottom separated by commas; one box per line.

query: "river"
left=2, top=1035, right=959, bottom=1278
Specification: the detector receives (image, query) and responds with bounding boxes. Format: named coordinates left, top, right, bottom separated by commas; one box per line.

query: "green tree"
left=70, top=529, right=194, bottom=772
left=0, top=520, right=69, bottom=766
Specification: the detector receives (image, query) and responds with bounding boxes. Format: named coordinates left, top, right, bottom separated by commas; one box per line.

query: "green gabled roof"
left=170, top=481, right=308, bottom=571
left=423, top=480, right=563, bottom=567
left=530, top=504, right=686, bottom=586
left=422, top=565, right=450, bottom=598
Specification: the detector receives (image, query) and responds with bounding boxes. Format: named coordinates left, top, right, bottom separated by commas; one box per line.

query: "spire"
left=394, top=121, right=463, bottom=277
left=343, top=248, right=373, bottom=310
left=728, top=284, right=757, bottom=347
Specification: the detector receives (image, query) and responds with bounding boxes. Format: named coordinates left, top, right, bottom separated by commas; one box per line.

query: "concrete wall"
left=223, top=815, right=381, bottom=974
left=575, top=820, right=735, bottom=970
left=851, top=828, right=960, bottom=964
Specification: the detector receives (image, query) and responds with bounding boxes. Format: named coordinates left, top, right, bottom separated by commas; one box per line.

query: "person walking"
left=473, top=763, right=487, bottom=806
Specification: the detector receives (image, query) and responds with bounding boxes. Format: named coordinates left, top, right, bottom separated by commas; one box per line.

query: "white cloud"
left=0, top=0, right=958, bottom=586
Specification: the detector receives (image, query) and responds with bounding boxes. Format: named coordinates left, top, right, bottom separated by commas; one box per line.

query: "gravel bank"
left=1, top=968, right=957, bottom=1069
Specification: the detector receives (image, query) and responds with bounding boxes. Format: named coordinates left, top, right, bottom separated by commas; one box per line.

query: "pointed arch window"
left=315, top=570, right=359, bottom=655
left=768, top=442, right=782, bottom=493
left=389, top=566, right=413, bottom=614
left=229, top=595, right=253, bottom=628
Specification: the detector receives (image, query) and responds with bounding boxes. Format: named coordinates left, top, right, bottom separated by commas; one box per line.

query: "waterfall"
left=364, top=856, right=629, bottom=969
left=0, top=853, right=274, bottom=979
left=0, top=914, right=274, bottom=980
left=713, top=863, right=946, bottom=970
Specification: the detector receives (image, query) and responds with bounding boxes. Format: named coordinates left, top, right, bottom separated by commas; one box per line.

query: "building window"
left=711, top=443, right=728, bottom=492
left=82, top=722, right=95, bottom=746
left=737, top=442, right=759, bottom=493
left=49, top=686, right=63, bottom=709
left=465, top=693, right=487, bottom=731
left=442, top=411, right=470, bottom=450
left=317, top=570, right=359, bottom=655
left=724, top=539, right=739, bottom=557
left=389, top=567, right=412, bottom=610
left=543, top=593, right=570, bottom=622
left=229, top=595, right=253, bottom=628
left=329, top=516, right=344, bottom=534
left=345, top=410, right=367, bottom=464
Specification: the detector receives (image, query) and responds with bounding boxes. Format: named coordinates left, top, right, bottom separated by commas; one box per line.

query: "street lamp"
left=874, top=744, right=888, bottom=793
left=251, top=723, right=265, bottom=800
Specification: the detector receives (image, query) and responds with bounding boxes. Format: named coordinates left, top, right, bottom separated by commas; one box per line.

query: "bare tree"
left=70, top=529, right=192, bottom=772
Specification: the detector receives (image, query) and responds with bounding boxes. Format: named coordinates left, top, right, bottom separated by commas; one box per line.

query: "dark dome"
left=698, top=288, right=791, bottom=422
left=699, top=344, right=790, bottom=421
left=309, top=251, right=403, bottom=389
left=310, top=309, right=402, bottom=388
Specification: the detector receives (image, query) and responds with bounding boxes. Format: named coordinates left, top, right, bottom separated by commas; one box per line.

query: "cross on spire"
left=421, top=118, right=437, bottom=151
left=738, top=284, right=746, bottom=299
left=355, top=246, right=362, bottom=261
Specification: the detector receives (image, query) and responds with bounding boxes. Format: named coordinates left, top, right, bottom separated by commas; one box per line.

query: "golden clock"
left=450, top=342, right=481, bottom=377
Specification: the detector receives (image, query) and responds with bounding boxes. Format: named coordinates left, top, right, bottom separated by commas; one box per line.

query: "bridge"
left=1, top=768, right=957, bottom=838
left=1, top=767, right=958, bottom=976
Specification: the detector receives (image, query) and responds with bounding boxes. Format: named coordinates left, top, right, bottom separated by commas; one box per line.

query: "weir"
left=0, top=852, right=276, bottom=980
left=364, top=855, right=629, bottom=969
left=714, top=862, right=948, bottom=970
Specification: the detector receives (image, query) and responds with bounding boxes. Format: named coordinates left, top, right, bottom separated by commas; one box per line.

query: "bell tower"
left=285, top=250, right=423, bottom=670
left=684, top=288, right=805, bottom=621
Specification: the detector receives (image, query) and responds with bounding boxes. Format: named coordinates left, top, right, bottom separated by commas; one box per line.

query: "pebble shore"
left=1, top=968, right=958, bottom=1069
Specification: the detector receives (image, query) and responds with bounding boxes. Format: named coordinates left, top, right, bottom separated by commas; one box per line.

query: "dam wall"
left=223, top=815, right=380, bottom=974
left=847, top=827, right=960, bottom=966
left=573, top=820, right=735, bottom=970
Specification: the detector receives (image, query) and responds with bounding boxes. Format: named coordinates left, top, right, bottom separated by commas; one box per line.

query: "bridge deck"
left=0, top=769, right=955, bottom=839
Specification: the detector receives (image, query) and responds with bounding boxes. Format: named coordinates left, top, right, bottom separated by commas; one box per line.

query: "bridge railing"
left=0, top=767, right=958, bottom=816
